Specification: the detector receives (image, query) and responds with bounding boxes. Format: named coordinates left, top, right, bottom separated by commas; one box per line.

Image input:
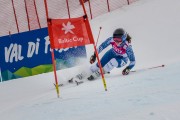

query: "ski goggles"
left=113, top=32, right=127, bottom=42
left=113, top=37, right=122, bottom=43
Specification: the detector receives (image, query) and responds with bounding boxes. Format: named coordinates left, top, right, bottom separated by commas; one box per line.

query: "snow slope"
left=1, top=0, right=180, bottom=120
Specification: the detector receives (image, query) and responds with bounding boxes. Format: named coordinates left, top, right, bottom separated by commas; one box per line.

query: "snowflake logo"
left=61, top=21, right=75, bottom=34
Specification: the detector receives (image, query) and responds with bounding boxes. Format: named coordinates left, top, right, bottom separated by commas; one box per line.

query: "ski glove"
left=90, top=53, right=96, bottom=64
left=122, top=67, right=130, bottom=75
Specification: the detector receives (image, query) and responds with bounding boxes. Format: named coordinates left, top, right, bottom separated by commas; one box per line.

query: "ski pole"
left=95, top=26, right=102, bottom=46
left=148, top=64, right=165, bottom=69
left=131, top=64, right=165, bottom=72
left=90, top=27, right=102, bottom=64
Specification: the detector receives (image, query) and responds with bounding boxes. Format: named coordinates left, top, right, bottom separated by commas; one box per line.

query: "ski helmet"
left=113, top=28, right=127, bottom=42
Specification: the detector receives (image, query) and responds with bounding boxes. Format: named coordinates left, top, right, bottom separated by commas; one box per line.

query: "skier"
left=69, top=28, right=136, bottom=84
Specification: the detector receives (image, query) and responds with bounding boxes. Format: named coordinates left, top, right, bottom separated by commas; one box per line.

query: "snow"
left=1, top=0, right=180, bottom=120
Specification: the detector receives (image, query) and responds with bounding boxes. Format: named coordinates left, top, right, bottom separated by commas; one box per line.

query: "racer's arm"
left=122, top=45, right=135, bottom=75
left=126, top=45, right=135, bottom=70
left=90, top=37, right=112, bottom=64
left=97, top=37, right=113, bottom=54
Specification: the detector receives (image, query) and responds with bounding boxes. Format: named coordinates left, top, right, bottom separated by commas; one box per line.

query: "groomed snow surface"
left=1, top=0, right=180, bottom=120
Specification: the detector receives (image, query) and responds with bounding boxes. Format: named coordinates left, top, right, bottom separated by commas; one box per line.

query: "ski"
left=53, top=83, right=64, bottom=87
left=54, top=65, right=165, bottom=87
left=75, top=81, right=84, bottom=85
left=53, top=77, right=84, bottom=87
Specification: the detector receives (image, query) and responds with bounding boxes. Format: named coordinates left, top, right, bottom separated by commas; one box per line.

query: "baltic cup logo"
left=62, top=21, right=75, bottom=34
left=58, top=21, right=84, bottom=44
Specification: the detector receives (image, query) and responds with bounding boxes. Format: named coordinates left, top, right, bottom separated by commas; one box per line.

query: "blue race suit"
left=96, top=37, right=135, bottom=71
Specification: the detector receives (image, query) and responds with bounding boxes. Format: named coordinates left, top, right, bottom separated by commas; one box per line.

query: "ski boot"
left=87, top=71, right=100, bottom=81
left=68, top=73, right=84, bottom=85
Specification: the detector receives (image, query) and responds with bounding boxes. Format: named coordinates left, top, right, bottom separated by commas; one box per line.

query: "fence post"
left=66, top=0, right=71, bottom=18
left=88, top=0, right=93, bottom=19
left=33, top=0, right=41, bottom=28
left=127, top=0, right=130, bottom=5
left=24, top=0, right=30, bottom=31
left=107, top=0, right=110, bottom=12
left=11, top=0, right=19, bottom=33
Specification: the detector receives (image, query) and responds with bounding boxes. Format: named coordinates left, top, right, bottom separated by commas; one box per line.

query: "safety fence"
left=0, top=0, right=138, bottom=37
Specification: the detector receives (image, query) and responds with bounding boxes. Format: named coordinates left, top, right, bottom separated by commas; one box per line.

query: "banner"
left=0, top=28, right=87, bottom=81
left=48, top=16, right=94, bottom=49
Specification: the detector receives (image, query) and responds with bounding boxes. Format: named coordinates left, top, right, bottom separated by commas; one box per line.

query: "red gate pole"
left=80, top=0, right=107, bottom=91
left=44, top=0, right=60, bottom=98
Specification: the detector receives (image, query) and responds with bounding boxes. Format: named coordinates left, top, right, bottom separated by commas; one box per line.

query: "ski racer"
left=70, top=28, right=136, bottom=84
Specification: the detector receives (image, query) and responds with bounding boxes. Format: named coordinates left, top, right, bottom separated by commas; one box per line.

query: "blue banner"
left=0, top=28, right=87, bottom=81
